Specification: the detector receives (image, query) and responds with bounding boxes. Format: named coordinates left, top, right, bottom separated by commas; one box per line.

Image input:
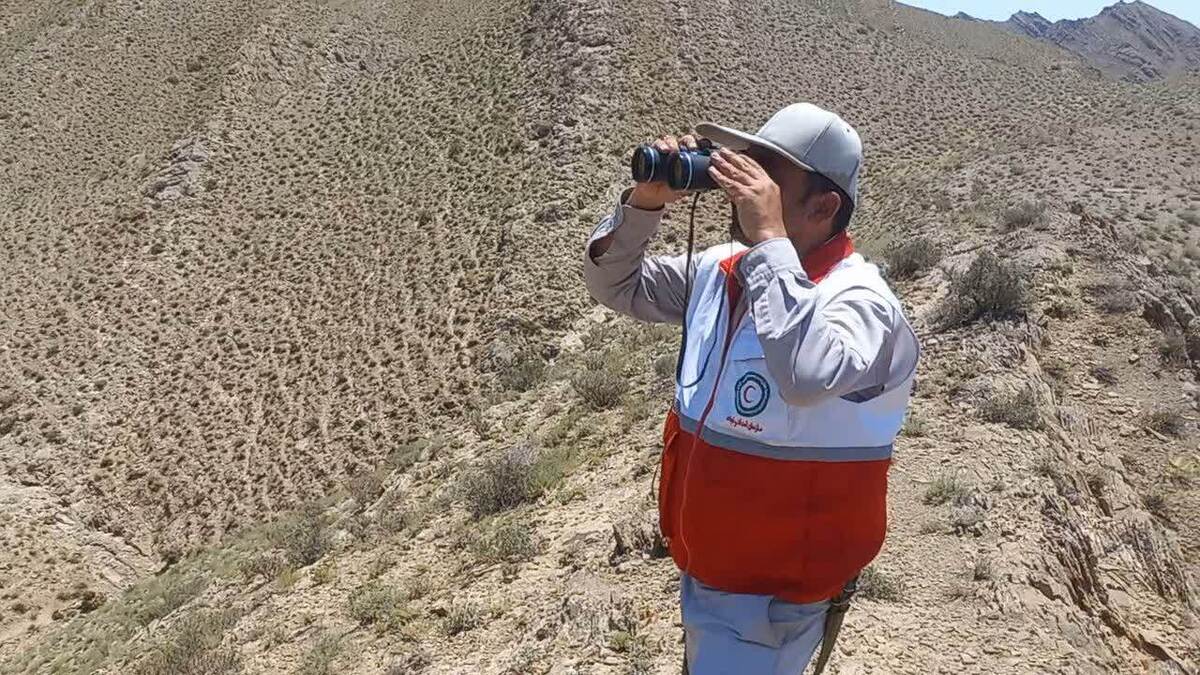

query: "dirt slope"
left=1, top=0, right=1198, bottom=672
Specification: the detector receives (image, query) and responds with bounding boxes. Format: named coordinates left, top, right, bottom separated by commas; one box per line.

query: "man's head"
left=697, top=103, right=861, bottom=248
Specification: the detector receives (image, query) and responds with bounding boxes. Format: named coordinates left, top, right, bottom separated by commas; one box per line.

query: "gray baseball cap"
left=696, top=103, right=863, bottom=204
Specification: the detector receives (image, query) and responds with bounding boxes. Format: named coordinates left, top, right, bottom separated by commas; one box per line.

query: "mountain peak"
left=992, top=1, right=1200, bottom=82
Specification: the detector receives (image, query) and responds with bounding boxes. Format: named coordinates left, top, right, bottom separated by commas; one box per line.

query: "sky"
left=899, top=0, right=1200, bottom=27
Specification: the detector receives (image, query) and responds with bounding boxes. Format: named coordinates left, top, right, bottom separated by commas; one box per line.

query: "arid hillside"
left=1, top=0, right=1199, bottom=672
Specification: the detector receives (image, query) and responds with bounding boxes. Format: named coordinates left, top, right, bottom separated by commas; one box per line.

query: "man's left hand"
left=708, top=149, right=787, bottom=244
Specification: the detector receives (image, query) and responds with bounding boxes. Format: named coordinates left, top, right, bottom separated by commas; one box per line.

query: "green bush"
left=934, top=252, right=1027, bottom=328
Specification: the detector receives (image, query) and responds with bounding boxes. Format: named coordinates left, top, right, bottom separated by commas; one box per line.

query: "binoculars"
left=630, top=138, right=719, bottom=192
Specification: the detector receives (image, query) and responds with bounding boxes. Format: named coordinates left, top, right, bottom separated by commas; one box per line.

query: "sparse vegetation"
left=572, top=369, right=629, bottom=410
left=347, top=582, right=415, bottom=632
left=1158, top=330, right=1189, bottom=367
left=998, top=199, right=1047, bottom=231
left=295, top=631, right=342, bottom=675
left=136, top=609, right=241, bottom=675
left=1090, top=365, right=1117, bottom=385
left=972, top=556, right=994, bottom=582
left=1140, top=408, right=1185, bottom=437
left=276, top=503, right=332, bottom=567
left=858, top=565, right=905, bottom=602
left=934, top=252, right=1028, bottom=328
left=923, top=473, right=971, bottom=506
left=886, top=236, right=942, bottom=280
left=499, top=351, right=546, bottom=392
left=976, top=386, right=1042, bottom=429
left=459, top=444, right=542, bottom=518
left=470, top=518, right=540, bottom=563
left=443, top=602, right=483, bottom=636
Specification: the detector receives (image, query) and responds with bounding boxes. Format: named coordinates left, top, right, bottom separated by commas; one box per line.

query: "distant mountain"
left=959, top=1, right=1200, bottom=82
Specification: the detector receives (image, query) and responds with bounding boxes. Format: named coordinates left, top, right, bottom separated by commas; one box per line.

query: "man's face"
left=730, top=146, right=816, bottom=244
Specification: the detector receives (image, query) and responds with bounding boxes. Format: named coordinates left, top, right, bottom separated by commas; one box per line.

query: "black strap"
left=673, top=192, right=702, bottom=384
left=812, top=575, right=859, bottom=675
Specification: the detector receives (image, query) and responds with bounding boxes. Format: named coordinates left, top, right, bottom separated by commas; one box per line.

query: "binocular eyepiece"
left=630, top=139, right=719, bottom=192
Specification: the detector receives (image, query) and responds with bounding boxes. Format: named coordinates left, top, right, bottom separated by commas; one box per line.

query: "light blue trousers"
left=681, top=574, right=830, bottom=675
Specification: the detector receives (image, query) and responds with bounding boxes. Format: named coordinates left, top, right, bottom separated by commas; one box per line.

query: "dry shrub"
left=998, top=199, right=1047, bottom=231
left=1141, top=408, right=1185, bottom=437
left=470, top=518, right=540, bottom=563
left=886, top=236, right=942, bottom=280
left=1158, top=330, right=1189, bottom=367
left=460, top=444, right=541, bottom=518
left=348, top=471, right=384, bottom=508
left=977, top=386, right=1041, bottom=429
left=136, top=609, right=241, bottom=675
left=238, top=552, right=288, bottom=582
left=572, top=370, right=628, bottom=410
left=498, top=351, right=546, bottom=391
left=1090, top=284, right=1140, bottom=314
left=934, top=252, right=1027, bottom=329
left=296, top=632, right=342, bottom=675
left=442, top=602, right=483, bottom=636
left=923, top=473, right=969, bottom=506
left=858, top=566, right=905, bottom=602
left=348, top=582, right=415, bottom=632
left=276, top=503, right=332, bottom=567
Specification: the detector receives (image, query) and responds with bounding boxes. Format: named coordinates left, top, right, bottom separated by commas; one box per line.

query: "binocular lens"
left=631, top=146, right=667, bottom=184
left=667, top=152, right=716, bottom=192
left=629, top=143, right=718, bottom=192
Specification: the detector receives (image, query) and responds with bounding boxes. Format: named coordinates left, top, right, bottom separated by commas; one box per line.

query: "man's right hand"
left=625, top=133, right=699, bottom=210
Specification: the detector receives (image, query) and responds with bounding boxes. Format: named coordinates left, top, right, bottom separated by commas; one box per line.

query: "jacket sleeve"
left=739, top=238, right=896, bottom=406
left=582, top=189, right=691, bottom=325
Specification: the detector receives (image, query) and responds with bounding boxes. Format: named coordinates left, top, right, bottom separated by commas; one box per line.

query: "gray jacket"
left=583, top=190, right=919, bottom=405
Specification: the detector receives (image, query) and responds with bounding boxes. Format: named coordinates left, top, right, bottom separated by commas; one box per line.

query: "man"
left=582, top=103, right=920, bottom=674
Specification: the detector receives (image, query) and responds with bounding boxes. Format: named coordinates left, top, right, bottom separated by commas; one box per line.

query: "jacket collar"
left=802, top=230, right=855, bottom=283
left=720, top=231, right=855, bottom=284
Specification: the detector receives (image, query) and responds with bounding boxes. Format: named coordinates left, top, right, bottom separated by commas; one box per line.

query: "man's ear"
left=808, top=190, right=841, bottom=225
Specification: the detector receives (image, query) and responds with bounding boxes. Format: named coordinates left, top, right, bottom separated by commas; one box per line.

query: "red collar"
left=719, top=231, right=854, bottom=284
left=801, top=230, right=855, bottom=283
